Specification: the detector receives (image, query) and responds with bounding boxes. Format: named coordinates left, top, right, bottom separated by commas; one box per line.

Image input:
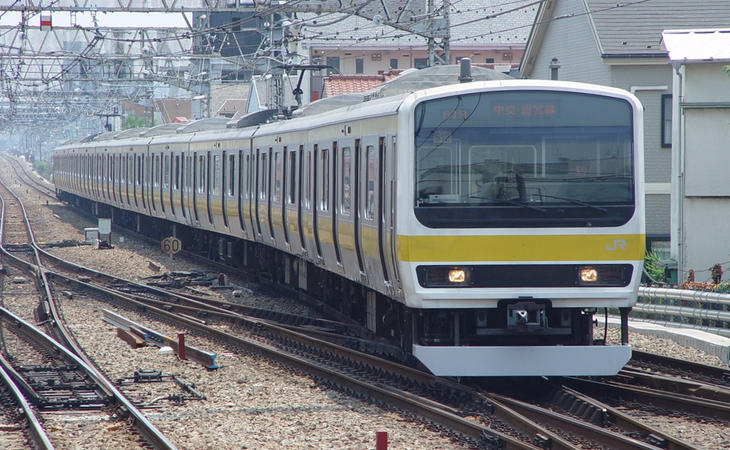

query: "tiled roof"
left=586, top=0, right=730, bottom=56
left=323, top=71, right=401, bottom=97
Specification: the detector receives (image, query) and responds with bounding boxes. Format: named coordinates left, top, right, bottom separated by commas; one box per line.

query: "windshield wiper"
left=469, top=195, right=547, bottom=213
left=538, top=194, right=607, bottom=213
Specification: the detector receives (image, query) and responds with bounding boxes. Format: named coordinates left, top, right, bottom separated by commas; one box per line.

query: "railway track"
left=0, top=354, right=54, bottom=449
left=0, top=173, right=177, bottom=449
left=3, top=153, right=728, bottom=448
left=0, top=154, right=57, bottom=201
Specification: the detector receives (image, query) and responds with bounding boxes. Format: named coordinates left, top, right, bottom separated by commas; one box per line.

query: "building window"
left=414, top=58, right=428, bottom=69
left=389, top=58, right=398, bottom=69
left=485, top=57, right=495, bottom=63
left=326, top=56, right=340, bottom=75
left=661, top=94, right=672, bottom=148
left=355, top=58, right=364, bottom=74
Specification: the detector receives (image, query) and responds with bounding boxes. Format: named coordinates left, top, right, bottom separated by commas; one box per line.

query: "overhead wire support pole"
left=427, top=0, right=450, bottom=66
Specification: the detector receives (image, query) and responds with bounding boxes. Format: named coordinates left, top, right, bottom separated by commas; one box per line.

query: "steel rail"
left=630, top=349, right=730, bottom=384
left=547, top=384, right=695, bottom=450
left=561, top=376, right=730, bottom=422
left=0, top=306, right=177, bottom=449
left=0, top=177, right=177, bottom=450
left=488, top=393, right=665, bottom=450
left=0, top=355, right=55, bottom=450
left=0, top=154, right=56, bottom=201
left=45, top=269, right=574, bottom=449
left=619, top=367, right=730, bottom=403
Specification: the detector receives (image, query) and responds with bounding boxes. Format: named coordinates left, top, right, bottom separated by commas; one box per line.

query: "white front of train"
left=394, top=80, right=645, bottom=376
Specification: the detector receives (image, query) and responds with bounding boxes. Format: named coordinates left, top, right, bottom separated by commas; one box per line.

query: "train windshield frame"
left=413, top=90, right=635, bottom=228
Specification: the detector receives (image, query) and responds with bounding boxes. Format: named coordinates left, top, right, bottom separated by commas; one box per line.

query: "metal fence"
left=635, top=286, right=730, bottom=338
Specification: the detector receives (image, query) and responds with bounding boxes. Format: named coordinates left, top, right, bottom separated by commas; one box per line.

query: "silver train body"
left=54, top=80, right=645, bottom=376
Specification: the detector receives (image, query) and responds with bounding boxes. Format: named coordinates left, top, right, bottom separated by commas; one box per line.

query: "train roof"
left=56, top=64, right=514, bottom=151
left=292, top=64, right=511, bottom=118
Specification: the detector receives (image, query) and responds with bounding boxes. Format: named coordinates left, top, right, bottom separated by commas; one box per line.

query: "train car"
left=54, top=77, right=644, bottom=377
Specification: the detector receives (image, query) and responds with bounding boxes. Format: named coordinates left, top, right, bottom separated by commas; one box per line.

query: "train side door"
left=337, top=139, right=357, bottom=278
left=358, top=137, right=392, bottom=291
left=205, top=151, right=213, bottom=227
left=296, top=145, right=306, bottom=255
left=352, top=139, right=366, bottom=279
left=193, top=152, right=203, bottom=225
left=183, top=152, right=194, bottom=226
left=237, top=149, right=248, bottom=238
left=221, top=149, right=229, bottom=229
left=378, top=136, right=398, bottom=294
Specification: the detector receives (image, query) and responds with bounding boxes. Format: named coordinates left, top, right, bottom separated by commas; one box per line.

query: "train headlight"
left=448, top=269, right=467, bottom=283
left=417, top=266, right=473, bottom=287
left=579, top=267, right=599, bottom=283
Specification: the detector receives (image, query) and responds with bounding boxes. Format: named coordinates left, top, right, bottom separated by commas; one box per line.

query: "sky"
left=0, top=11, right=190, bottom=28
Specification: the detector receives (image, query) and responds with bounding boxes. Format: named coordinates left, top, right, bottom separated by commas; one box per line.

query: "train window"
left=321, top=148, right=329, bottom=211
left=198, top=155, right=205, bottom=192
left=342, top=147, right=351, bottom=214
left=212, top=155, right=220, bottom=194
left=136, top=155, right=142, bottom=185
left=175, top=155, right=180, bottom=189
left=305, top=151, right=311, bottom=209
left=163, top=155, right=170, bottom=187
left=127, top=155, right=131, bottom=184
left=244, top=154, right=249, bottom=198
left=228, top=154, right=235, bottom=195
left=260, top=152, right=267, bottom=200
left=186, top=156, right=192, bottom=189
left=274, top=151, right=282, bottom=202
left=365, top=145, right=375, bottom=219
left=288, top=150, right=296, bottom=204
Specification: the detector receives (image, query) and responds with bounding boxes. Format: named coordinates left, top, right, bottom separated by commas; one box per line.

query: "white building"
left=663, top=29, right=730, bottom=281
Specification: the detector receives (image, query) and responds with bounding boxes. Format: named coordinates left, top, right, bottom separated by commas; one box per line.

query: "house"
left=662, top=29, right=730, bottom=281
left=301, top=0, right=538, bottom=100
left=519, top=0, right=730, bottom=265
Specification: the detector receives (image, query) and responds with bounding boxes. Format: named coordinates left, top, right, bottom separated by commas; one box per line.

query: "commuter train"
left=53, top=78, right=645, bottom=376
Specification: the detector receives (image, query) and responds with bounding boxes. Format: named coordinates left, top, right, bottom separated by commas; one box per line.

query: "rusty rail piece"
left=619, top=367, right=730, bottom=403
left=561, top=376, right=730, bottom=422
left=0, top=306, right=177, bottom=450
left=0, top=355, right=54, bottom=450
left=488, top=393, right=669, bottom=450
left=102, top=309, right=218, bottom=369
left=630, top=349, right=730, bottom=386
left=549, top=384, right=697, bottom=450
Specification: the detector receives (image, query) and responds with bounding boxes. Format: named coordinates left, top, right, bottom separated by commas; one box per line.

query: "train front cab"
left=397, top=81, right=645, bottom=376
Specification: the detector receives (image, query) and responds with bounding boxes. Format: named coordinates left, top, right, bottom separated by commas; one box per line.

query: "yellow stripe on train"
left=397, top=234, right=645, bottom=262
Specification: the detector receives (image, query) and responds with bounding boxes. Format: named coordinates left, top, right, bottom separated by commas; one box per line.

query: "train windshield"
left=414, top=90, right=635, bottom=228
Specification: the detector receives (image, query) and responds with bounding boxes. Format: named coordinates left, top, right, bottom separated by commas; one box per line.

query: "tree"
left=122, top=114, right=147, bottom=130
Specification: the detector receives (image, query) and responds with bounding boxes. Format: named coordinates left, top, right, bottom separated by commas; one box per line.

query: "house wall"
left=308, top=47, right=521, bottom=74
left=678, top=62, right=730, bottom=279
left=526, top=2, right=609, bottom=84
left=610, top=65, right=673, bottom=243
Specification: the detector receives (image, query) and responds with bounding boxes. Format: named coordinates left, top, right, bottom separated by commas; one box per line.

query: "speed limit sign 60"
left=161, top=236, right=182, bottom=255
